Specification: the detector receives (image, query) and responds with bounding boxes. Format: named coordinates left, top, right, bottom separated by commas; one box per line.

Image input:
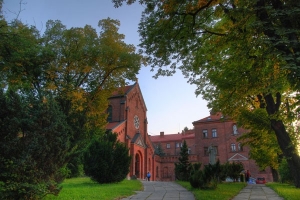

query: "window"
left=212, top=129, right=217, bottom=137
left=176, top=143, right=180, bottom=148
left=188, top=148, right=191, bottom=154
left=233, top=125, right=238, bottom=134
left=203, top=129, right=208, bottom=138
left=238, top=143, right=243, bottom=151
left=231, top=143, right=236, bottom=152
left=107, top=105, right=112, bottom=122
left=166, top=143, right=170, bottom=149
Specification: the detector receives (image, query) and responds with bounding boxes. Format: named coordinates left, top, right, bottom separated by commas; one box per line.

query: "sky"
left=2, top=0, right=210, bottom=135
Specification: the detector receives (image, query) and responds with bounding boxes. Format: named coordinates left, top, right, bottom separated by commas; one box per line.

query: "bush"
left=0, top=91, right=71, bottom=199
left=278, top=157, right=293, bottom=184
left=83, top=132, right=131, bottom=183
left=189, top=161, right=221, bottom=189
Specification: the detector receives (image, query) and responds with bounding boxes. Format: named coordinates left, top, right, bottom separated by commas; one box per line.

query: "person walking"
left=147, top=171, right=151, bottom=181
left=245, top=170, right=251, bottom=183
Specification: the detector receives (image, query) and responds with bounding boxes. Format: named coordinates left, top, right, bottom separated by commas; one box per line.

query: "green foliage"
left=189, top=161, right=243, bottom=189
left=175, top=140, right=190, bottom=181
left=154, top=143, right=165, bottom=156
left=237, top=109, right=282, bottom=171
left=178, top=181, right=246, bottom=200
left=278, top=158, right=293, bottom=184
left=189, top=161, right=222, bottom=189
left=0, top=90, right=70, bottom=199
left=113, top=0, right=300, bottom=187
left=83, top=132, right=131, bottom=184
left=267, top=182, right=300, bottom=200
left=219, top=162, right=244, bottom=182
left=0, top=12, right=143, bottom=196
left=44, top=177, right=143, bottom=200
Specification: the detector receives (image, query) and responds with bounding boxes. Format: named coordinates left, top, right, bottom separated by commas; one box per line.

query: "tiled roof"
left=106, top=121, right=125, bottom=130
left=150, top=132, right=195, bottom=143
left=110, top=84, right=134, bottom=98
left=193, top=112, right=226, bottom=124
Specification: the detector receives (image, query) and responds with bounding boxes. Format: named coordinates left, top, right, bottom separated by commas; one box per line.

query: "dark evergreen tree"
left=83, top=131, right=131, bottom=183
left=154, top=143, right=165, bottom=156
left=0, top=90, right=71, bottom=199
left=175, top=140, right=190, bottom=181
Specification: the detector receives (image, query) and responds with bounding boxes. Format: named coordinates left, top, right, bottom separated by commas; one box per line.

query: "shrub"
left=189, top=161, right=221, bottom=189
left=278, top=157, right=293, bottom=184
left=0, top=91, right=71, bottom=199
left=83, top=132, right=131, bottom=183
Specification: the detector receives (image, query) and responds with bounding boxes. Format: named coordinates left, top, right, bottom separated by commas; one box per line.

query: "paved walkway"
left=121, top=181, right=195, bottom=200
left=232, top=184, right=284, bottom=200
left=121, top=181, right=284, bottom=200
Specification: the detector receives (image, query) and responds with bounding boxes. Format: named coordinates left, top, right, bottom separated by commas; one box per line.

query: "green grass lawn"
left=177, top=181, right=247, bottom=200
left=266, top=182, right=300, bottom=200
left=44, top=177, right=142, bottom=200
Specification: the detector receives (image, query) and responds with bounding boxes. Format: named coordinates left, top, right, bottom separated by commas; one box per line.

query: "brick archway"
left=135, top=151, right=143, bottom=178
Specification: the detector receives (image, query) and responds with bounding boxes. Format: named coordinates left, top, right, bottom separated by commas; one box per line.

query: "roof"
left=192, top=112, right=227, bottom=124
left=109, top=84, right=135, bottom=98
left=106, top=121, right=126, bottom=130
left=150, top=132, right=195, bottom=143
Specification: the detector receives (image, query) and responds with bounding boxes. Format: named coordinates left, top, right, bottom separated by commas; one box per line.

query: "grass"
left=44, top=177, right=142, bottom=200
left=266, top=182, right=300, bottom=200
left=176, top=181, right=247, bottom=200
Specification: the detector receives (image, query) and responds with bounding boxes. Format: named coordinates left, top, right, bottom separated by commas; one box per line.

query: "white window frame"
left=166, top=143, right=170, bottom=149
left=212, top=128, right=217, bottom=137
left=231, top=143, right=236, bottom=152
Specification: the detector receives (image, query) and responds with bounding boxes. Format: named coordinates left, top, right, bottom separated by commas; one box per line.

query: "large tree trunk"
left=264, top=93, right=300, bottom=188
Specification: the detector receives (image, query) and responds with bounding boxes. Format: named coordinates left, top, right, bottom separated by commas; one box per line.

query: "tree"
left=0, top=13, right=142, bottom=196
left=175, top=140, right=190, bottom=181
left=0, top=90, right=70, bottom=199
left=237, top=109, right=282, bottom=182
left=113, top=0, right=300, bottom=187
left=154, top=143, right=165, bottom=156
left=83, top=132, right=131, bottom=183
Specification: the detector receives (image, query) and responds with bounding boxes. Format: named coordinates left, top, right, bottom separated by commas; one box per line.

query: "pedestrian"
left=245, top=170, right=250, bottom=182
left=147, top=171, right=151, bottom=181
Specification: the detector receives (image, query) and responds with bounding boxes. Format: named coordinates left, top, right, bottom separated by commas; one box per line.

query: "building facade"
left=106, top=81, right=156, bottom=180
left=107, top=83, right=272, bottom=182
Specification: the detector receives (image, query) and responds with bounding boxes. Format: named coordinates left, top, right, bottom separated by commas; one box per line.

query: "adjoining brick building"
left=151, top=112, right=273, bottom=182
left=107, top=82, right=273, bottom=182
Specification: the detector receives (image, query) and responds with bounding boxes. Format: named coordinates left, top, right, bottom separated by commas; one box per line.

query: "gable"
left=228, top=153, right=248, bottom=161
left=131, top=133, right=147, bottom=148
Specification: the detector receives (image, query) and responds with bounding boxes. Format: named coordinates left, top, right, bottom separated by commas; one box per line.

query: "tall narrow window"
left=231, top=143, right=236, bottom=152
left=233, top=125, right=238, bottom=134
left=107, top=105, right=112, bottom=122
left=203, top=129, right=208, bottom=138
left=238, top=143, right=243, bottom=151
left=166, top=143, right=170, bottom=149
left=212, top=129, right=217, bottom=137
left=176, top=142, right=180, bottom=148
left=188, top=148, right=191, bottom=154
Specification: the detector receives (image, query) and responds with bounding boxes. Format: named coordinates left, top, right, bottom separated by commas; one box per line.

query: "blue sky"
left=3, top=0, right=210, bottom=135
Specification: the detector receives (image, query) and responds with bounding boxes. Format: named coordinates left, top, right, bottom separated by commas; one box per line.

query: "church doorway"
left=135, top=152, right=142, bottom=178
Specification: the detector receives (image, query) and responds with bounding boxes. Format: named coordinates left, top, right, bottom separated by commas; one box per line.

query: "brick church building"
left=107, top=82, right=273, bottom=182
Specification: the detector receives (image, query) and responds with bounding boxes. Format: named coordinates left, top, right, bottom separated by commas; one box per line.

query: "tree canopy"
left=0, top=10, right=142, bottom=197
left=113, top=0, right=300, bottom=187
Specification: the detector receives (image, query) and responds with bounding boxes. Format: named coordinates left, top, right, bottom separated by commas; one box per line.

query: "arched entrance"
left=135, top=152, right=142, bottom=178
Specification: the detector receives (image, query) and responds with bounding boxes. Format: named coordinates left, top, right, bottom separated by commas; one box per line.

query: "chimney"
left=160, top=131, right=164, bottom=137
